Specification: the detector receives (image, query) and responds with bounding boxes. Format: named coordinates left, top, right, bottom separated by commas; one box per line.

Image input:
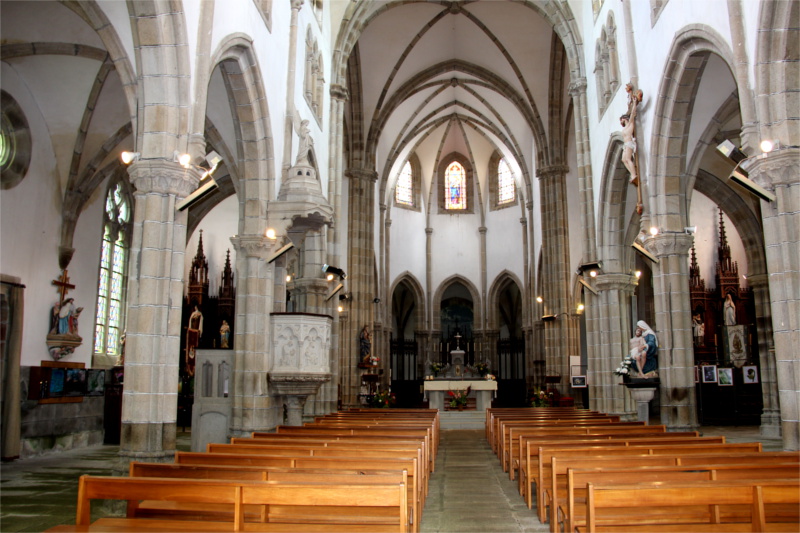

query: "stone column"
left=645, top=232, right=698, bottom=432
left=591, top=273, right=638, bottom=419
left=537, top=165, right=575, bottom=394
left=747, top=273, right=781, bottom=438
left=748, top=150, right=800, bottom=450
left=121, top=160, right=199, bottom=464
left=229, top=235, right=278, bottom=437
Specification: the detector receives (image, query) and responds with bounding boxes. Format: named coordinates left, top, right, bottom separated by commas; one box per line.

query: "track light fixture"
left=716, top=139, right=777, bottom=202
left=578, top=278, right=598, bottom=296
left=121, top=151, right=140, bottom=164
left=339, top=293, right=351, bottom=301
left=632, top=241, right=659, bottom=264
left=576, top=261, right=602, bottom=277
left=267, top=241, right=295, bottom=264
left=322, top=264, right=346, bottom=280
left=325, top=282, right=344, bottom=301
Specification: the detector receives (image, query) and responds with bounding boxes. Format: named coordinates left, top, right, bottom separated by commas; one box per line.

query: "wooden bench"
left=533, top=442, right=763, bottom=521
left=45, top=475, right=408, bottom=532
left=559, top=459, right=800, bottom=533
left=485, top=408, right=600, bottom=439
left=174, top=451, right=422, bottom=528
left=494, top=417, right=623, bottom=457
left=128, top=463, right=413, bottom=528
left=576, top=480, right=800, bottom=532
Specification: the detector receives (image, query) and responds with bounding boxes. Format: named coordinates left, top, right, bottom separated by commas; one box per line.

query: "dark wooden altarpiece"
left=690, top=211, right=762, bottom=425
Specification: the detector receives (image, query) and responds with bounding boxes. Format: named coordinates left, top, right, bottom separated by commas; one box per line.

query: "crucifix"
left=621, top=82, right=644, bottom=215
left=52, top=269, right=75, bottom=305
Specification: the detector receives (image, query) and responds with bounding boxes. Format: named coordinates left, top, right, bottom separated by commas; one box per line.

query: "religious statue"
left=185, top=306, right=203, bottom=377
left=632, top=320, right=658, bottom=378
left=359, top=325, right=372, bottom=363
left=293, top=112, right=314, bottom=167
left=219, top=320, right=231, bottom=349
left=620, top=83, right=643, bottom=186
left=692, top=312, right=705, bottom=346
left=723, top=293, right=736, bottom=326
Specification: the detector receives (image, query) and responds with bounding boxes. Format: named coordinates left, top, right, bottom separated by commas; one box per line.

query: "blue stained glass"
left=107, top=328, right=118, bottom=355
left=95, top=324, right=105, bottom=354
left=445, top=162, right=466, bottom=210
left=109, top=299, right=120, bottom=328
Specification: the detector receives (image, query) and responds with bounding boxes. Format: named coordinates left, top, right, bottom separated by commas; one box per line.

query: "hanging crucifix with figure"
left=47, top=269, right=84, bottom=360
left=620, top=82, right=644, bottom=215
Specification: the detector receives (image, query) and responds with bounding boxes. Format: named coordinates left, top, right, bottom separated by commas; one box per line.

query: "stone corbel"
left=127, top=159, right=201, bottom=197
left=231, top=235, right=272, bottom=260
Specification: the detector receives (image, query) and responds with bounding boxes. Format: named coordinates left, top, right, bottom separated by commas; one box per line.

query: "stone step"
left=439, top=411, right=485, bottom=429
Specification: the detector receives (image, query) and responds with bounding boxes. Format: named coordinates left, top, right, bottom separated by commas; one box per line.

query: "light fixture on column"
left=175, top=151, right=223, bottom=211
left=322, top=264, right=346, bottom=280
left=265, top=228, right=277, bottom=239
left=325, top=282, right=344, bottom=301
left=267, top=241, right=295, bottom=263
left=541, top=313, right=564, bottom=322
left=578, top=278, right=598, bottom=296
left=684, top=226, right=697, bottom=234
left=121, top=151, right=140, bottom=164
left=536, top=296, right=543, bottom=303
left=716, top=139, right=777, bottom=202
left=577, top=261, right=602, bottom=278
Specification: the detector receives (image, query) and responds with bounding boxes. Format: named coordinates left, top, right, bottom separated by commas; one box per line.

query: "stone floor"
left=0, top=426, right=784, bottom=533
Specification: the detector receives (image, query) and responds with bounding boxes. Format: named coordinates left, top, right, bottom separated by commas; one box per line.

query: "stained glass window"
left=498, top=158, right=515, bottom=204
left=445, top=161, right=466, bottom=210
left=94, top=182, right=130, bottom=357
left=396, top=161, right=413, bottom=206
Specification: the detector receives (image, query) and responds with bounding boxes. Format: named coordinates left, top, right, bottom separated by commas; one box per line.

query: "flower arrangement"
left=448, top=386, right=471, bottom=408
left=430, top=362, right=447, bottom=377
left=369, top=389, right=396, bottom=408
left=470, top=361, right=490, bottom=377
left=614, top=352, right=635, bottom=377
left=530, top=387, right=553, bottom=407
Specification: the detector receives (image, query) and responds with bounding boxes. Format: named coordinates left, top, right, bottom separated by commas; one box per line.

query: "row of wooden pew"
left=47, top=408, right=439, bottom=532
left=486, top=407, right=800, bottom=532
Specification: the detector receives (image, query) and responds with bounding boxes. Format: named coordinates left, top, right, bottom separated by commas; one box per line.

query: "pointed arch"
left=389, top=272, right=427, bottom=339
left=487, top=271, right=526, bottom=332
left=431, top=275, right=482, bottom=334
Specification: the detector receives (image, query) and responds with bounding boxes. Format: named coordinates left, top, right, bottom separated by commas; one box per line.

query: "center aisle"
left=420, top=429, right=549, bottom=533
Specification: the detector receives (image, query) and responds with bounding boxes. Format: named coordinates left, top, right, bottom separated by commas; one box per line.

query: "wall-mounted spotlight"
left=541, top=314, right=564, bottom=322
left=325, top=282, right=344, bottom=301
left=632, top=241, right=659, bottom=264
left=322, top=264, right=346, bottom=280
left=578, top=278, right=599, bottom=296
left=684, top=226, right=697, bottom=234
left=373, top=298, right=381, bottom=304
left=577, top=261, right=602, bottom=278
left=286, top=274, right=293, bottom=283
left=729, top=167, right=777, bottom=203
left=176, top=176, right=218, bottom=211
left=339, top=293, right=351, bottom=301
left=536, top=296, right=543, bottom=303
left=577, top=303, right=585, bottom=313
left=121, top=151, right=140, bottom=164
left=265, top=228, right=277, bottom=240
left=175, top=152, right=192, bottom=168
left=716, top=139, right=777, bottom=202
left=716, top=140, right=747, bottom=164
left=267, top=241, right=295, bottom=264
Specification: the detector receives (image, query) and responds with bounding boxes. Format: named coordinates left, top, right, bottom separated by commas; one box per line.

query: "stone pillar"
left=285, top=396, right=306, bottom=426
left=591, top=273, right=638, bottom=419
left=343, top=168, right=378, bottom=406
left=747, top=273, right=781, bottom=438
left=538, top=165, right=576, bottom=394
left=229, top=235, right=279, bottom=437
left=645, top=232, right=698, bottom=432
left=121, top=160, right=199, bottom=464
left=748, top=150, right=800, bottom=450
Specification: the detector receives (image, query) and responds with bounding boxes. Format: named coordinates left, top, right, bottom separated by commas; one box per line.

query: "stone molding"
left=346, top=168, right=379, bottom=183
left=127, top=160, right=200, bottom=197
left=536, top=164, right=569, bottom=179
left=231, top=235, right=271, bottom=260
left=747, top=149, right=800, bottom=188
left=644, top=233, right=694, bottom=258
left=568, top=77, right=588, bottom=96
left=594, top=273, right=638, bottom=292
left=330, top=84, right=349, bottom=101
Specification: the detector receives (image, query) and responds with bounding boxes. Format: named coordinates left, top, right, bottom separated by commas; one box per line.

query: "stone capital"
left=230, top=234, right=272, bottom=259
left=594, top=273, right=639, bottom=292
left=330, top=84, right=349, bottom=102
left=345, top=168, right=378, bottom=183
left=291, top=0, right=304, bottom=11
left=568, top=78, right=588, bottom=97
left=645, top=233, right=694, bottom=258
left=744, top=273, right=768, bottom=289
left=747, top=149, right=799, bottom=189
left=536, top=165, right=569, bottom=179
left=127, top=160, right=200, bottom=197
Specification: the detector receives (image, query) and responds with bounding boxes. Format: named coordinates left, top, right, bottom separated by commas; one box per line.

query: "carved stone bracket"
left=231, top=235, right=271, bottom=260
left=568, top=77, right=588, bottom=97
left=536, top=165, right=570, bottom=179
left=330, top=84, right=349, bottom=102
left=747, top=149, right=799, bottom=189
left=595, top=272, right=638, bottom=293
left=644, top=233, right=694, bottom=258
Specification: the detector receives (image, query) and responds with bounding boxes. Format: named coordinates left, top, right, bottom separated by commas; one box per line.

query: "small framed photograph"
left=65, top=368, right=87, bottom=396
left=743, top=365, right=759, bottom=384
left=48, top=368, right=65, bottom=396
left=701, top=365, right=717, bottom=384
left=571, top=375, right=587, bottom=388
left=86, top=369, right=106, bottom=396
left=694, top=366, right=700, bottom=384
left=717, top=367, right=734, bottom=386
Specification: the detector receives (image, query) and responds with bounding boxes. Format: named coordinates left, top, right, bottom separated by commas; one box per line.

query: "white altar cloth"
left=423, top=380, right=497, bottom=411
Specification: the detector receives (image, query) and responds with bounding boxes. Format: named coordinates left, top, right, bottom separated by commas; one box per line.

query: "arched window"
left=94, top=179, right=131, bottom=362
left=497, top=158, right=515, bottom=205
left=445, top=161, right=466, bottom=210
left=396, top=161, right=413, bottom=206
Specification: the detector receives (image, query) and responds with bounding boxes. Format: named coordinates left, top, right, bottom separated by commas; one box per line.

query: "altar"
left=423, top=380, right=497, bottom=411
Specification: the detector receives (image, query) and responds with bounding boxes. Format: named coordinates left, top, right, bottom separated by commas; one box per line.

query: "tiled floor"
left=0, top=426, right=784, bottom=533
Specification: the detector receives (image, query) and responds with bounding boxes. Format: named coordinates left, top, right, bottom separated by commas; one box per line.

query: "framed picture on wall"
left=717, top=367, right=734, bottom=386
left=743, top=365, right=759, bottom=384
left=695, top=366, right=700, bottom=384
left=571, top=375, right=587, bottom=388
left=701, top=365, right=717, bottom=384
left=86, top=369, right=106, bottom=396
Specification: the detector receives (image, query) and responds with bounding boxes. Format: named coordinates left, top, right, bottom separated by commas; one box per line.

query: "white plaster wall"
left=686, top=54, right=736, bottom=159
left=485, top=205, right=524, bottom=290
left=185, top=196, right=240, bottom=296
left=97, top=0, right=135, bottom=71
left=429, top=213, right=482, bottom=297
left=688, top=191, right=748, bottom=290
left=388, top=207, right=428, bottom=293
left=0, top=65, right=99, bottom=367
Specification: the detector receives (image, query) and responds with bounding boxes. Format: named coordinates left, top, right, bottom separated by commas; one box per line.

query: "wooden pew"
left=532, top=442, right=764, bottom=521
left=46, top=475, right=408, bottom=532
left=520, top=434, right=720, bottom=507
left=485, top=408, right=599, bottom=440
left=558, top=458, right=800, bottom=533
left=576, top=480, right=800, bottom=533
left=128, top=463, right=412, bottom=527
left=174, top=451, right=422, bottom=528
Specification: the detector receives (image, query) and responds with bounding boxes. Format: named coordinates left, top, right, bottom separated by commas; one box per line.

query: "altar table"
left=423, top=379, right=498, bottom=411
